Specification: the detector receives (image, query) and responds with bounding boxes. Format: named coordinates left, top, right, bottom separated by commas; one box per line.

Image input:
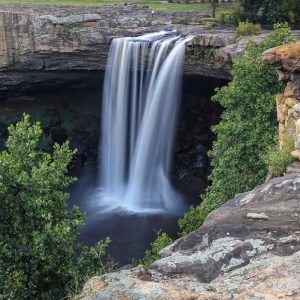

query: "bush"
left=281, top=0, right=300, bottom=26
left=262, top=137, right=294, bottom=177
left=241, top=0, right=287, bottom=24
left=179, top=23, right=295, bottom=236
left=218, top=13, right=228, bottom=24
left=237, top=21, right=261, bottom=36
left=0, top=115, right=114, bottom=299
left=172, top=18, right=189, bottom=25
left=230, top=5, right=243, bottom=25
left=133, top=232, right=173, bottom=268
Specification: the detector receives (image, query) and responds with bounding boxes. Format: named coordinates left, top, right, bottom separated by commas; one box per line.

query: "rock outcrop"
left=263, top=43, right=300, bottom=162
left=1, top=4, right=299, bottom=96
left=78, top=172, right=300, bottom=299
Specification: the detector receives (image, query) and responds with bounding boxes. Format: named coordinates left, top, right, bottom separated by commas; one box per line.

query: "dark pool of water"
left=67, top=163, right=187, bottom=265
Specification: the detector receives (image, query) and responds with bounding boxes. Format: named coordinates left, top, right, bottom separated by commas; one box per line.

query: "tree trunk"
left=212, top=0, right=216, bottom=18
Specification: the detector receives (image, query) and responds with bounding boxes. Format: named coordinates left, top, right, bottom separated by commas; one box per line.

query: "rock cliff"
left=1, top=4, right=299, bottom=96
left=263, top=43, right=300, bottom=163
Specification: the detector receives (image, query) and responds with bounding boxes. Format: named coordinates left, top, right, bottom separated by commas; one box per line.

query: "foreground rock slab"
left=78, top=172, right=300, bottom=299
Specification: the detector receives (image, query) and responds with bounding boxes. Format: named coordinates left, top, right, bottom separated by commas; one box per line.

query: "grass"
left=0, top=0, right=240, bottom=12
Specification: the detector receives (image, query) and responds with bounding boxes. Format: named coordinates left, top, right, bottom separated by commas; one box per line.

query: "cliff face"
left=263, top=43, right=300, bottom=162
left=1, top=4, right=298, bottom=96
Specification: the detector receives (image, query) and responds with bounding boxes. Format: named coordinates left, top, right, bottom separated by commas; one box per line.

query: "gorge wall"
left=1, top=4, right=299, bottom=97
left=263, top=43, right=300, bottom=164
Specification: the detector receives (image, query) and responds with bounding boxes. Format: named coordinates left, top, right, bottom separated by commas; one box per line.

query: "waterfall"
left=100, top=31, right=191, bottom=213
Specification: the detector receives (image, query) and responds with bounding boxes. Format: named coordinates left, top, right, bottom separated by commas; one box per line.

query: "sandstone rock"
left=279, top=122, right=286, bottom=135
left=286, top=161, right=300, bottom=174
left=295, top=135, right=300, bottom=150
left=0, top=4, right=298, bottom=94
left=291, top=149, right=300, bottom=160
left=286, top=97, right=299, bottom=107
left=296, top=119, right=300, bottom=135
left=294, top=103, right=300, bottom=114
left=246, top=212, right=269, bottom=220
left=288, top=107, right=295, bottom=117
left=262, top=43, right=300, bottom=72
left=276, top=69, right=290, bottom=81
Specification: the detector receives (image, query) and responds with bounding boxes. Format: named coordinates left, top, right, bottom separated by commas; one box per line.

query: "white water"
left=100, top=31, right=191, bottom=213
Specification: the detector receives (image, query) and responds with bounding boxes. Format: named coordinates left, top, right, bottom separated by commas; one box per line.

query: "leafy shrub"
left=186, top=45, right=216, bottom=60
left=0, top=114, right=114, bottom=299
left=237, top=21, right=261, bottom=36
left=133, top=232, right=173, bottom=268
left=240, top=0, right=298, bottom=25
left=198, top=17, right=217, bottom=24
left=281, top=0, right=300, bottom=26
left=230, top=5, right=243, bottom=25
left=179, top=23, right=295, bottom=236
left=262, top=137, right=294, bottom=177
left=218, top=13, right=231, bottom=24
left=172, top=18, right=189, bottom=25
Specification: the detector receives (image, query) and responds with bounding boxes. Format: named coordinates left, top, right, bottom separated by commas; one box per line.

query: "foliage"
left=133, top=232, right=173, bottom=268
left=240, top=0, right=300, bottom=25
left=185, top=45, right=216, bottom=60
left=262, top=137, right=294, bottom=177
left=218, top=12, right=229, bottom=24
left=172, top=17, right=189, bottom=25
left=237, top=21, right=261, bottom=36
left=179, top=23, right=295, bottom=236
left=280, top=0, right=300, bottom=25
left=210, top=0, right=219, bottom=18
left=230, top=4, right=243, bottom=25
left=0, top=114, right=114, bottom=299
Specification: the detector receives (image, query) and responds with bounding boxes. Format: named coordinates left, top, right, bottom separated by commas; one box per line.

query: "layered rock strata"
left=263, top=43, right=300, bottom=160
left=0, top=4, right=299, bottom=96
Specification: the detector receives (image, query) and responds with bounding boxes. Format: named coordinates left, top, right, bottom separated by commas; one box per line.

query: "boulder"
left=262, top=43, right=300, bottom=72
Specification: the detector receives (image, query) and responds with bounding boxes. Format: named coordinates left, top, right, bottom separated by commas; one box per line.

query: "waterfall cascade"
left=100, top=31, right=191, bottom=213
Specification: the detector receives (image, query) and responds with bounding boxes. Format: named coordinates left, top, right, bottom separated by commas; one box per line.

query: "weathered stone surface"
left=0, top=4, right=299, bottom=95
left=263, top=43, right=300, bottom=72
left=263, top=43, right=300, bottom=158
left=79, top=172, right=300, bottom=299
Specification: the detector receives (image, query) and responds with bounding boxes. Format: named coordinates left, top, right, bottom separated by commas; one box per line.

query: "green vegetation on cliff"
left=0, top=115, right=114, bottom=299
left=179, top=23, right=295, bottom=236
left=133, top=232, right=173, bottom=268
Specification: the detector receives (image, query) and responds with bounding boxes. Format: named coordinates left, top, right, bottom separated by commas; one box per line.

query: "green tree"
left=281, top=0, right=300, bottom=25
left=179, top=23, right=295, bottom=236
left=0, top=115, right=113, bottom=299
left=210, top=0, right=218, bottom=18
left=241, top=0, right=288, bottom=24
